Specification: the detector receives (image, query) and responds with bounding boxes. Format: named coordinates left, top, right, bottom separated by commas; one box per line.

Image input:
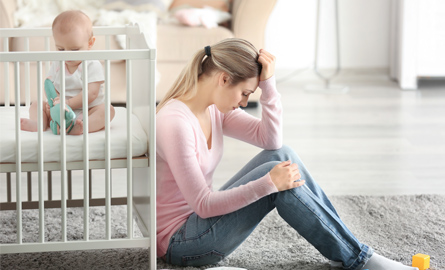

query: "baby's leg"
left=86, top=104, right=115, bottom=133
left=20, top=102, right=50, bottom=132
left=64, top=119, right=83, bottom=135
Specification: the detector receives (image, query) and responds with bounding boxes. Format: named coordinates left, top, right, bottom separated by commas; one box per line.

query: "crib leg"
left=68, top=170, right=72, bottom=201
left=27, top=172, right=32, bottom=202
left=47, top=171, right=52, bottom=201
left=89, top=169, right=92, bottom=199
left=7, top=172, right=11, bottom=203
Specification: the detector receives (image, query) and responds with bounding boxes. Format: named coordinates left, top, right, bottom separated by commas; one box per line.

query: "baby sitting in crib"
left=20, top=10, right=115, bottom=135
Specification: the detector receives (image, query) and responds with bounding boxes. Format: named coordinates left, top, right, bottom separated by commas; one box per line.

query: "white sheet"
left=0, top=107, right=148, bottom=163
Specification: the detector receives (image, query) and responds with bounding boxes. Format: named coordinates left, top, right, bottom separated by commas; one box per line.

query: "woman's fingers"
left=259, top=49, right=275, bottom=60
left=270, top=161, right=306, bottom=191
left=292, top=180, right=306, bottom=188
left=258, top=49, right=276, bottom=81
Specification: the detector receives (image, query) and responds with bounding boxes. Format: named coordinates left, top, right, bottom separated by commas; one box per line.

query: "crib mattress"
left=0, top=107, right=148, bottom=163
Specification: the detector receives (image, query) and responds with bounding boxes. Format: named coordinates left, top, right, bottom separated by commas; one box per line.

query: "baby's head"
left=52, top=10, right=95, bottom=52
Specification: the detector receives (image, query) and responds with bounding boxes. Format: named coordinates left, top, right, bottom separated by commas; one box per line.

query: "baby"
left=20, top=10, right=115, bottom=135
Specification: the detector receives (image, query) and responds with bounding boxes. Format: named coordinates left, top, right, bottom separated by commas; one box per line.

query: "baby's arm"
left=56, top=81, right=103, bottom=110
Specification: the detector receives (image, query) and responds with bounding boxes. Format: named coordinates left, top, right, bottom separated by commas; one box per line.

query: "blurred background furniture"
left=0, top=0, right=277, bottom=106
left=390, top=0, right=445, bottom=89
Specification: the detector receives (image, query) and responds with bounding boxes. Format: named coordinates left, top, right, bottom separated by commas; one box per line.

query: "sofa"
left=0, top=0, right=277, bottom=106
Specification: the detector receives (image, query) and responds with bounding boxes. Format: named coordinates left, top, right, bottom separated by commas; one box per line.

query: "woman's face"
left=215, top=76, right=260, bottom=113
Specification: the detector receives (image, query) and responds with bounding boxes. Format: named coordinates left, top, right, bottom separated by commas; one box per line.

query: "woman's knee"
left=279, top=144, right=295, bottom=157
left=259, top=161, right=281, bottom=175
left=265, top=144, right=299, bottom=163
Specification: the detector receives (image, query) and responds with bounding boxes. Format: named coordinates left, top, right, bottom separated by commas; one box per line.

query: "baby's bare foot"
left=20, top=118, right=37, bottom=132
left=56, top=119, right=83, bottom=135
left=68, top=119, right=83, bottom=135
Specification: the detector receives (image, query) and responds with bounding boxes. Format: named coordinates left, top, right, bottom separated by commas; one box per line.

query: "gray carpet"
left=1, top=195, right=444, bottom=270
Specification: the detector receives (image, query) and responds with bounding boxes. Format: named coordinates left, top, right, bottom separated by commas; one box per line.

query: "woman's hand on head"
left=270, top=160, right=305, bottom=191
left=258, top=49, right=276, bottom=81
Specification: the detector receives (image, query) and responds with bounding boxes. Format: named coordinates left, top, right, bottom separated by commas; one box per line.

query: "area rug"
left=1, top=195, right=444, bottom=270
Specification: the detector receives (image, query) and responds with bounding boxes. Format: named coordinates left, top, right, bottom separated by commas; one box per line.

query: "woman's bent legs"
left=166, top=146, right=372, bottom=269
left=165, top=161, right=277, bottom=266
left=274, top=180, right=372, bottom=269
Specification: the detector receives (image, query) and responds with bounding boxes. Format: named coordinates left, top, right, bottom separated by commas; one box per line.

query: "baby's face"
left=53, top=26, right=93, bottom=68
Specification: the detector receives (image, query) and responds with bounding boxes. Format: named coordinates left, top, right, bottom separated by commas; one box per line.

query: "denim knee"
left=266, top=145, right=299, bottom=163
left=257, top=161, right=281, bottom=179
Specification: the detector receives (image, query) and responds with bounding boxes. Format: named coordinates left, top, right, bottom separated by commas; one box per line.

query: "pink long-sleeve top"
left=156, top=76, right=282, bottom=257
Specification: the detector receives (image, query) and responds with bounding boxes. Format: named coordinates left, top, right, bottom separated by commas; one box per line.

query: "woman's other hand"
left=258, top=49, right=276, bottom=81
left=270, top=160, right=305, bottom=191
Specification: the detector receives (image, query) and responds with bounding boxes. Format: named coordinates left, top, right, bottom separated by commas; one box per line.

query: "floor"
left=1, top=68, right=445, bottom=203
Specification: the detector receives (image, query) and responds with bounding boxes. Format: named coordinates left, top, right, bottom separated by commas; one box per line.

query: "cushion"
left=103, top=0, right=173, bottom=14
left=169, top=0, right=231, bottom=12
left=157, top=23, right=233, bottom=62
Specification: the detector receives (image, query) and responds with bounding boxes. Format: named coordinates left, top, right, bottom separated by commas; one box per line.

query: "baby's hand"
left=52, top=97, right=60, bottom=105
left=52, top=97, right=71, bottom=112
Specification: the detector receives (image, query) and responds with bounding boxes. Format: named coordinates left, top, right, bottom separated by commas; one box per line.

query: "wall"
left=265, top=0, right=391, bottom=70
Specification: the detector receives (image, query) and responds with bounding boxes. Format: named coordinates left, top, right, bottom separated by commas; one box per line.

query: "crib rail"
left=0, top=49, right=151, bottom=62
left=0, top=25, right=156, bottom=269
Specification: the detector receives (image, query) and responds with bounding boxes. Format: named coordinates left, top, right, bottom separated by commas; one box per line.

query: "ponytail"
left=156, top=38, right=261, bottom=113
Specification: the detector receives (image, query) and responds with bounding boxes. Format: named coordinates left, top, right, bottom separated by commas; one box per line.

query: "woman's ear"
left=218, top=72, right=230, bottom=87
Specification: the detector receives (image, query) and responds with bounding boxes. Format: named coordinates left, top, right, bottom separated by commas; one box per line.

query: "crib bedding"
left=0, top=107, right=148, bottom=163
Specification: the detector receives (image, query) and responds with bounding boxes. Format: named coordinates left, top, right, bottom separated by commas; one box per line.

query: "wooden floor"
left=1, top=69, right=444, bottom=203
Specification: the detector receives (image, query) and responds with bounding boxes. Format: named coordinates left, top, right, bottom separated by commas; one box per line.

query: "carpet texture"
left=1, top=195, right=444, bottom=270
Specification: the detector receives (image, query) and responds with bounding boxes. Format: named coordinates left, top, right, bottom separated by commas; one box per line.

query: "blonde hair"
left=52, top=10, right=93, bottom=39
left=156, top=38, right=262, bottom=113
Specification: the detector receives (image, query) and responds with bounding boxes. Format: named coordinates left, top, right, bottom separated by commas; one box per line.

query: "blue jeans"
left=164, top=145, right=373, bottom=270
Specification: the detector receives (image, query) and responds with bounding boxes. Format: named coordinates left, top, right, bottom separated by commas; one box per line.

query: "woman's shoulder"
left=156, top=100, right=198, bottom=142
left=156, top=99, right=196, bottom=125
left=158, top=99, right=187, bottom=116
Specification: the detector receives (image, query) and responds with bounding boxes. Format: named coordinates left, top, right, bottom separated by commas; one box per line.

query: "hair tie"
left=204, top=46, right=211, bottom=57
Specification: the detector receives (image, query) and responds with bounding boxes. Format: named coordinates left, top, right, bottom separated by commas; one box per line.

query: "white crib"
left=0, top=25, right=156, bottom=269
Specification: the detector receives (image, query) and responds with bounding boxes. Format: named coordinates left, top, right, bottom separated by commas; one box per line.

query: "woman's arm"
left=157, top=112, right=278, bottom=219
left=223, top=50, right=282, bottom=150
left=222, top=76, right=282, bottom=149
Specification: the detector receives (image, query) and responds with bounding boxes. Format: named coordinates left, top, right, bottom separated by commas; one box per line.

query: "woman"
left=156, top=38, right=417, bottom=270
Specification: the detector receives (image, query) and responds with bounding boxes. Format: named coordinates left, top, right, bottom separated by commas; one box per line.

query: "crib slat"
left=45, top=37, right=50, bottom=74
left=82, top=60, right=89, bottom=241
left=3, top=37, right=10, bottom=107
left=105, top=35, right=111, bottom=50
left=14, top=62, right=22, bottom=244
left=24, top=37, right=31, bottom=106
left=105, top=60, right=111, bottom=240
left=36, top=61, right=45, bottom=243
left=149, top=55, right=157, bottom=270
left=60, top=60, right=68, bottom=242
left=126, top=59, right=133, bottom=239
